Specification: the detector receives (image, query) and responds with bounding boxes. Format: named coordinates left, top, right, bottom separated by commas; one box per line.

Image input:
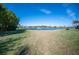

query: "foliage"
left=0, top=29, right=26, bottom=36
left=0, top=4, right=19, bottom=31
left=65, top=27, right=69, bottom=30
left=72, top=20, right=79, bottom=29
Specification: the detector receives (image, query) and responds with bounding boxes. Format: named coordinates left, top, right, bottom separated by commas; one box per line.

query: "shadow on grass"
left=0, top=29, right=26, bottom=36
left=16, top=45, right=31, bottom=55
left=0, top=37, right=24, bottom=55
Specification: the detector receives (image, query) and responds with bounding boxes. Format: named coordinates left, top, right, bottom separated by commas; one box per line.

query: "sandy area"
left=23, top=30, right=73, bottom=55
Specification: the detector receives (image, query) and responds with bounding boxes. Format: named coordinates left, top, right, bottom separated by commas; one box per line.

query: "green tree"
left=0, top=4, right=19, bottom=31
left=72, top=20, right=79, bottom=29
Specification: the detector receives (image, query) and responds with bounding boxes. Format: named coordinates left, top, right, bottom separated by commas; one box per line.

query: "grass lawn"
left=58, top=29, right=79, bottom=54
left=0, top=30, right=30, bottom=55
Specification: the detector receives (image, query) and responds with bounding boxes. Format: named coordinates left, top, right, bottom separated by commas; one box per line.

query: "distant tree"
left=0, top=4, right=19, bottom=31
left=53, top=26, right=56, bottom=28
left=72, top=20, right=79, bottom=29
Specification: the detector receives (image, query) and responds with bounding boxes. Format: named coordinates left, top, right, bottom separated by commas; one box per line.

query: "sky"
left=4, top=3, right=79, bottom=26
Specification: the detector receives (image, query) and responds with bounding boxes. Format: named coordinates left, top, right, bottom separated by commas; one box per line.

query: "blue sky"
left=4, top=3, right=79, bottom=26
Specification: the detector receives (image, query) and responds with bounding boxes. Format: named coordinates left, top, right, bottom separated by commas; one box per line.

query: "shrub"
left=0, top=29, right=26, bottom=36
left=65, top=27, right=69, bottom=30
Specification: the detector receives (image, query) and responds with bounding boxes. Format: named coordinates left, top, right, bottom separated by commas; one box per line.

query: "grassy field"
left=0, top=29, right=79, bottom=55
left=55, top=29, right=79, bottom=54
left=0, top=30, right=30, bottom=55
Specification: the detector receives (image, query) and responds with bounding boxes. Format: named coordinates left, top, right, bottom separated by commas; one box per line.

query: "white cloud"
left=40, top=9, right=52, bottom=15
left=67, top=9, right=75, bottom=16
left=62, top=4, right=77, bottom=20
left=66, top=9, right=76, bottom=20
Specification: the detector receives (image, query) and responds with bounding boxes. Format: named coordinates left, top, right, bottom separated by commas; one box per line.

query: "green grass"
left=58, top=29, right=79, bottom=54
left=0, top=30, right=30, bottom=55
